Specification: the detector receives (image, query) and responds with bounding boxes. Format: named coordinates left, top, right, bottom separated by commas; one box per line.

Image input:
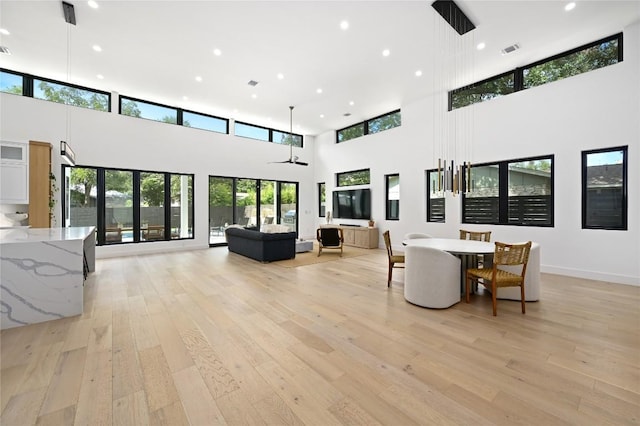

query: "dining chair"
left=459, top=229, right=491, bottom=242
left=403, top=232, right=433, bottom=240
left=317, top=227, right=344, bottom=257
left=465, top=241, right=532, bottom=316
left=383, top=230, right=405, bottom=287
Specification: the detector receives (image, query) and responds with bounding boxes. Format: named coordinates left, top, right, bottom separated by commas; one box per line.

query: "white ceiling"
left=1, top=1, right=639, bottom=136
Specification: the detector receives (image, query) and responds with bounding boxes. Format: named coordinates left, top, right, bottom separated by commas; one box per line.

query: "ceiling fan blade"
left=294, top=160, right=308, bottom=166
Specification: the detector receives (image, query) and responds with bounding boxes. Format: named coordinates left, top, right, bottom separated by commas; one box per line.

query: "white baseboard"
left=542, top=264, right=639, bottom=286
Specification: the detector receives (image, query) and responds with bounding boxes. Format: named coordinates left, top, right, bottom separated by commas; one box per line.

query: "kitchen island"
left=0, top=226, right=95, bottom=329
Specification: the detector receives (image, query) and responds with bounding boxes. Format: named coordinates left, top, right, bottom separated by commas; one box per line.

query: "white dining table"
left=403, top=238, right=495, bottom=293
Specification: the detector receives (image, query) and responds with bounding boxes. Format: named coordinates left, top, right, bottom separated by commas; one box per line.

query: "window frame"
left=337, top=168, right=371, bottom=187
left=385, top=173, right=400, bottom=221
left=449, top=33, right=623, bottom=110
left=336, top=109, right=401, bottom=143
left=462, top=154, right=554, bottom=227
left=426, top=169, right=445, bottom=223
left=581, top=146, right=628, bottom=230
left=318, top=182, right=326, bottom=218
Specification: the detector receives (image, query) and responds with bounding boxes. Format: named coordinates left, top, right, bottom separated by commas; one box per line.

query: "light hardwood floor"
left=1, top=247, right=639, bottom=425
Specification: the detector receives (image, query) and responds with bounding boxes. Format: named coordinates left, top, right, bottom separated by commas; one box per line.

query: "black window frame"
left=450, top=33, right=623, bottom=110
left=318, top=182, right=326, bottom=218
left=62, top=164, right=195, bottom=245
left=385, top=173, right=400, bottom=221
left=581, top=146, right=628, bottom=231
left=426, top=169, right=445, bottom=223
left=181, top=108, right=229, bottom=134
left=462, top=155, right=554, bottom=227
left=234, top=120, right=303, bottom=147
left=337, top=168, right=371, bottom=187
left=336, top=109, right=401, bottom=143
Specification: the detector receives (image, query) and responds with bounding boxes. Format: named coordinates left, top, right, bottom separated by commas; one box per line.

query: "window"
left=582, top=146, right=627, bottom=230
left=318, top=183, right=326, bottom=217
left=426, top=169, right=445, bottom=222
left=235, top=122, right=269, bottom=141
left=182, top=110, right=228, bottom=134
left=0, top=69, right=23, bottom=95
left=450, top=72, right=514, bottom=110
left=120, top=96, right=177, bottom=123
left=337, top=109, right=401, bottom=143
left=337, top=169, right=370, bottom=187
left=272, top=130, right=303, bottom=147
left=450, top=33, right=622, bottom=110
left=63, top=166, right=194, bottom=245
left=462, top=155, right=553, bottom=226
left=523, top=35, right=621, bottom=89
left=33, top=78, right=110, bottom=111
left=385, top=174, right=400, bottom=220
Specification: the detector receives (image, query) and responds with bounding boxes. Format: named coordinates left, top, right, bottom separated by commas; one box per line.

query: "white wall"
left=315, top=22, right=639, bottom=286
left=0, top=93, right=316, bottom=257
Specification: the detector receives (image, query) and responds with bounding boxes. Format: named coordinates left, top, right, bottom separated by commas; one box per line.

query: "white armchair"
left=404, top=245, right=461, bottom=309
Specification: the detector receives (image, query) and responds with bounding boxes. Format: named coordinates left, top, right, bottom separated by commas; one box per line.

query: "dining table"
left=403, top=237, right=495, bottom=293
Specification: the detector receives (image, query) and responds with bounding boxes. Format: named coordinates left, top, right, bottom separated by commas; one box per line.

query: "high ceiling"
left=1, top=1, right=638, bottom=136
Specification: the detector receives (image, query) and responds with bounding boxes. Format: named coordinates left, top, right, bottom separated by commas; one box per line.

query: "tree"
left=121, top=100, right=141, bottom=117
left=140, top=173, right=165, bottom=206
left=37, top=81, right=109, bottom=111
left=69, top=168, right=97, bottom=206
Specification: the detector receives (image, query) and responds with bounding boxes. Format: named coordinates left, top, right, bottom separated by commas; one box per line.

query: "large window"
left=337, top=109, right=401, bottom=143
left=385, top=174, right=400, bottom=220
left=337, top=169, right=370, bottom=187
left=450, top=33, right=622, bottom=110
left=582, top=146, right=627, bottom=230
left=63, top=166, right=194, bottom=245
left=462, top=156, right=553, bottom=226
left=426, top=169, right=445, bottom=222
left=208, top=176, right=299, bottom=245
left=120, top=96, right=177, bottom=123
left=183, top=110, right=228, bottom=133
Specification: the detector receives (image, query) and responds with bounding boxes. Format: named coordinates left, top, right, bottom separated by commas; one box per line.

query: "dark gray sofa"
left=225, top=227, right=296, bottom=262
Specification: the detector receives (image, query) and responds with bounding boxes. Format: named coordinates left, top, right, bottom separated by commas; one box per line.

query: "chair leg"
left=521, top=283, right=526, bottom=314
left=465, top=273, right=471, bottom=303
left=317, top=246, right=321, bottom=257
left=387, top=262, right=393, bottom=287
left=491, top=282, right=497, bottom=316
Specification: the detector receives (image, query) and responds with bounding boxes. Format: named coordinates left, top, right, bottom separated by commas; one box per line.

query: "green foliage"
left=3, top=84, right=22, bottom=95
left=121, top=100, right=142, bottom=117
left=37, top=81, right=108, bottom=111
left=338, top=170, right=370, bottom=186
left=140, top=173, right=164, bottom=206
left=209, top=178, right=233, bottom=206
left=338, top=123, right=365, bottom=142
left=70, top=168, right=97, bottom=206
left=451, top=74, right=514, bottom=109
left=368, top=111, right=401, bottom=134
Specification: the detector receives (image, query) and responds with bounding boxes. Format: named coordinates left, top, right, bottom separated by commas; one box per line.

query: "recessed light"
left=316, top=88, right=323, bottom=94
left=476, top=42, right=486, bottom=50
left=195, top=76, right=202, bottom=82
left=213, top=48, right=222, bottom=56
left=277, top=73, right=284, bottom=80
left=340, top=20, right=349, bottom=30
left=182, top=96, right=188, bottom=101
left=88, top=0, right=99, bottom=9
left=415, top=70, right=423, bottom=77
left=320, top=114, right=325, bottom=118
left=251, top=93, right=257, bottom=99
left=565, top=2, right=576, bottom=11
left=92, top=45, right=102, bottom=52
left=382, top=49, right=390, bottom=57
left=349, top=101, right=354, bottom=106
left=96, top=74, right=104, bottom=79
left=0, top=28, right=10, bottom=36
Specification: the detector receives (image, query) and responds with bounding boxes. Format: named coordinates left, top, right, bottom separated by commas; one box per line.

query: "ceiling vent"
left=247, top=80, right=259, bottom=87
left=343, top=113, right=351, bottom=117
left=501, top=43, right=520, bottom=55
left=0, top=46, right=11, bottom=55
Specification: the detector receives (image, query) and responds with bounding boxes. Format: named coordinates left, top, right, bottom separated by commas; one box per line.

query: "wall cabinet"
left=28, top=141, right=52, bottom=228
left=0, top=141, right=29, bottom=204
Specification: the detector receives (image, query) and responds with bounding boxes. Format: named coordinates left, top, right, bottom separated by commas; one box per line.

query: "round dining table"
left=403, top=238, right=495, bottom=293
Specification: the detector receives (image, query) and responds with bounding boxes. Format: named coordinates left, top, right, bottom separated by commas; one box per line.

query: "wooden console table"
left=321, top=225, right=379, bottom=249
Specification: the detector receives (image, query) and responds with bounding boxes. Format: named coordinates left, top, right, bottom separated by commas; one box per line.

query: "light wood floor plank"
left=1, top=247, right=638, bottom=425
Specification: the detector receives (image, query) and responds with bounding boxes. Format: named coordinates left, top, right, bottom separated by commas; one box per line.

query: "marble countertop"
left=0, top=226, right=95, bottom=244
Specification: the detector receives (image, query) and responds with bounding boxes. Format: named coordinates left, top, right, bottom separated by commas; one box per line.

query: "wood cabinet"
left=28, top=141, right=52, bottom=228
left=323, top=225, right=379, bottom=249
left=0, top=141, right=29, bottom=204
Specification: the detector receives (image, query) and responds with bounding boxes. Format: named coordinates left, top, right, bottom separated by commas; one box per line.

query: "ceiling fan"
left=270, top=106, right=308, bottom=166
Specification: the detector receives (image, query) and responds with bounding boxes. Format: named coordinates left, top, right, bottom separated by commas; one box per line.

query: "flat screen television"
left=332, top=188, right=371, bottom=219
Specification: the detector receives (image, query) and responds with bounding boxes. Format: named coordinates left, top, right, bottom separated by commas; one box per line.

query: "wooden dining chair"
left=465, top=241, right=532, bottom=316
left=383, top=230, right=405, bottom=287
left=459, top=229, right=491, bottom=242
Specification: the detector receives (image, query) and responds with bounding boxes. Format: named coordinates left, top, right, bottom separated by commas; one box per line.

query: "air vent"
left=0, top=46, right=11, bottom=55
left=343, top=113, right=351, bottom=117
left=247, top=80, right=259, bottom=87
left=501, top=43, right=520, bottom=55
